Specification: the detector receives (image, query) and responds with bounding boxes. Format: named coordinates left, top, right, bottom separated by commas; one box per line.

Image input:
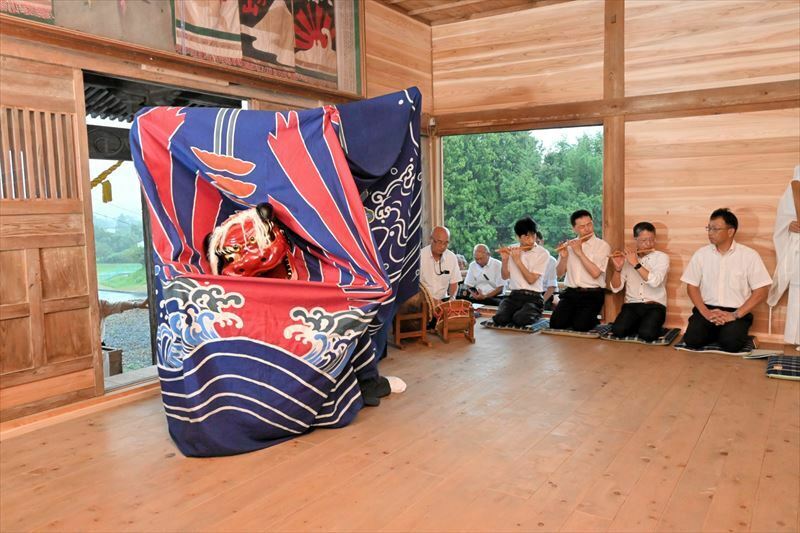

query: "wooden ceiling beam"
left=434, top=79, right=800, bottom=135
left=407, top=0, right=485, bottom=17
left=429, top=0, right=572, bottom=25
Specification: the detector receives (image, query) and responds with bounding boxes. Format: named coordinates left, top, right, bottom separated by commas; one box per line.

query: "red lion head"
left=207, top=203, right=297, bottom=279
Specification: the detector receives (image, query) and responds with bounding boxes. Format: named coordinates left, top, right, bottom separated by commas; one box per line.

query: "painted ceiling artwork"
left=130, top=88, right=422, bottom=456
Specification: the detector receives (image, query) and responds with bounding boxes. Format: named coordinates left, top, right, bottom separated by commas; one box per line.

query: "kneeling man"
left=609, top=222, right=669, bottom=341
left=549, top=210, right=611, bottom=331
left=680, top=208, right=771, bottom=352
left=493, top=217, right=550, bottom=328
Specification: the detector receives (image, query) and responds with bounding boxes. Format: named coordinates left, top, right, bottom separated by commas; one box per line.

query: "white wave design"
left=284, top=307, right=371, bottom=377
left=165, top=406, right=302, bottom=433
left=163, top=391, right=310, bottom=428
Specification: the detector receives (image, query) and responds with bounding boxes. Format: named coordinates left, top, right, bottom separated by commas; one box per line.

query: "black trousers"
left=493, top=290, right=543, bottom=327
left=461, top=292, right=504, bottom=306
left=611, top=302, right=666, bottom=341
left=548, top=288, right=605, bottom=331
left=683, top=305, right=753, bottom=353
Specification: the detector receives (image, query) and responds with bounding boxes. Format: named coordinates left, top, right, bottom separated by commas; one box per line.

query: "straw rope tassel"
left=90, top=160, right=124, bottom=203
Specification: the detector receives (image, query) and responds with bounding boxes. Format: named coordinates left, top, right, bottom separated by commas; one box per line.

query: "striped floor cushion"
left=674, top=336, right=757, bottom=356
left=481, top=318, right=550, bottom=334
left=766, top=356, right=800, bottom=380
left=600, top=327, right=682, bottom=346
left=542, top=323, right=612, bottom=339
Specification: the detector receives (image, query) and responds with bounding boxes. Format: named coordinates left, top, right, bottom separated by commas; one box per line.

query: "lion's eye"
left=249, top=236, right=256, bottom=243
left=232, top=244, right=240, bottom=252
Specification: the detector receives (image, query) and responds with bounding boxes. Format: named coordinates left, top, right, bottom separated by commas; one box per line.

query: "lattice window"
left=0, top=107, right=78, bottom=200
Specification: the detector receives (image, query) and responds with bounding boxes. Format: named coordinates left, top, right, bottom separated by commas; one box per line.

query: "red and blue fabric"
left=130, top=88, right=421, bottom=456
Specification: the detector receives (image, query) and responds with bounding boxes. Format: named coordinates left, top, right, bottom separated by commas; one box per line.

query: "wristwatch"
left=733, top=310, right=740, bottom=319
left=634, top=263, right=643, bottom=270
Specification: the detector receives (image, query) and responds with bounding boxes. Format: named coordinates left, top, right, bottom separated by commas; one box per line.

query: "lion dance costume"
left=131, top=89, right=422, bottom=456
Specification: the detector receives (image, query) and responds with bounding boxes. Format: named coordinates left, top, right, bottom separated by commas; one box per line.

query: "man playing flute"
left=549, top=209, right=611, bottom=331
left=608, top=222, right=669, bottom=341
left=680, top=208, right=772, bottom=353
left=492, top=217, right=551, bottom=328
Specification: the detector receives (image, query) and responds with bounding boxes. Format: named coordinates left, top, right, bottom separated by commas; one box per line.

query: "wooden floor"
left=1, top=328, right=798, bottom=532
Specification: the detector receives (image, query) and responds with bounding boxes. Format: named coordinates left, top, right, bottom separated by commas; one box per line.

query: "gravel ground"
left=103, top=309, right=154, bottom=372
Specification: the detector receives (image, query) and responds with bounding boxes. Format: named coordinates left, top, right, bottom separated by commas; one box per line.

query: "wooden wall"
left=432, top=0, right=604, bottom=115
left=626, top=109, right=800, bottom=340
left=626, top=0, right=800, bottom=97
left=364, top=0, right=433, bottom=114
left=0, top=13, right=364, bottom=421
left=0, top=57, right=101, bottom=421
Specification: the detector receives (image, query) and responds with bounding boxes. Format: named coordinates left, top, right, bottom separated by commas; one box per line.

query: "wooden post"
left=603, top=0, right=625, bottom=322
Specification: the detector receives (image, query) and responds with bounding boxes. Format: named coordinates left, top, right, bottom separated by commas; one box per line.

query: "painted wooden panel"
left=39, top=247, right=88, bottom=301
left=432, top=0, right=604, bottom=115
left=626, top=0, right=800, bottom=97
left=364, top=0, right=432, bottom=114
left=625, top=108, right=800, bottom=341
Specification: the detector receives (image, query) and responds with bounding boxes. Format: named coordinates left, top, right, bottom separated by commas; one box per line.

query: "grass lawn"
left=97, top=263, right=147, bottom=292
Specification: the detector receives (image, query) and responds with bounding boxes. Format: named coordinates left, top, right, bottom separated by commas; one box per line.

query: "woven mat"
left=481, top=318, right=549, bottom=334
left=541, top=323, right=612, bottom=339
left=600, top=327, right=681, bottom=346
left=674, top=336, right=757, bottom=356
left=766, top=355, right=800, bottom=380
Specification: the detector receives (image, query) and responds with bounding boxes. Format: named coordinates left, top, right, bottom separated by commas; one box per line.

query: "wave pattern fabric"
left=130, top=88, right=421, bottom=456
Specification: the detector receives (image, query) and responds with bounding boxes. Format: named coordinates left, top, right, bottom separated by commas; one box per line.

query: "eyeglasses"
left=705, top=225, right=730, bottom=233
left=432, top=238, right=449, bottom=245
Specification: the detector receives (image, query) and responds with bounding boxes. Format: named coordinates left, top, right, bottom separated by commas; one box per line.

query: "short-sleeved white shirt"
left=680, top=241, right=772, bottom=308
left=506, top=245, right=551, bottom=292
left=419, top=245, right=463, bottom=300
left=544, top=254, right=558, bottom=291
left=564, top=235, right=611, bottom=288
left=464, top=257, right=504, bottom=294
left=610, top=250, right=669, bottom=306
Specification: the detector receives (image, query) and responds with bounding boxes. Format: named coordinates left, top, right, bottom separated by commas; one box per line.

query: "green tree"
left=443, top=129, right=603, bottom=258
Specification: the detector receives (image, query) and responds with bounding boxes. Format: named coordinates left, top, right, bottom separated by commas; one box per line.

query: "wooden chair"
left=391, top=285, right=434, bottom=349
left=432, top=298, right=476, bottom=344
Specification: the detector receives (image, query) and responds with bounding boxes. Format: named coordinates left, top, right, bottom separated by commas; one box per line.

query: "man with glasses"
left=419, top=226, right=462, bottom=302
left=680, top=208, right=771, bottom=352
left=609, top=222, right=669, bottom=341
left=549, top=209, right=611, bottom=331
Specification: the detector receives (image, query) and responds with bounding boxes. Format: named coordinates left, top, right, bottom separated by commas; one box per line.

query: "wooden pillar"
left=603, top=0, right=625, bottom=321
left=429, top=135, right=444, bottom=227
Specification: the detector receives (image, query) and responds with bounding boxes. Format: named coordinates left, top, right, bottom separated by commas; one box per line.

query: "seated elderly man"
left=419, top=225, right=462, bottom=302
left=462, top=243, right=504, bottom=306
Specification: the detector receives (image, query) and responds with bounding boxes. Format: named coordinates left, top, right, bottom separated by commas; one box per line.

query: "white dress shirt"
left=419, top=245, right=462, bottom=300
left=506, top=245, right=551, bottom=292
left=610, top=250, right=669, bottom=306
left=564, top=235, right=611, bottom=288
left=464, top=257, right=504, bottom=294
left=680, top=241, right=772, bottom=308
left=544, top=254, right=558, bottom=291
